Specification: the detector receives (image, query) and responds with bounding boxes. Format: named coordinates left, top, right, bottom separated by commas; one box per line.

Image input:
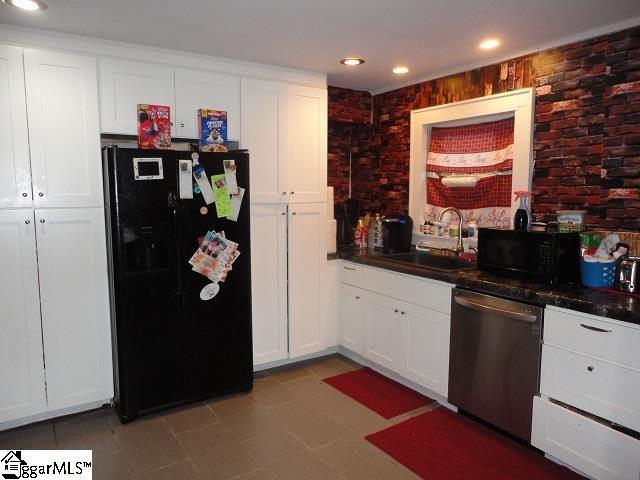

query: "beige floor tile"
left=133, top=459, right=202, bottom=480
left=178, top=423, right=260, bottom=480
left=113, top=415, right=187, bottom=475
left=0, top=422, right=57, bottom=450
left=161, top=402, right=220, bottom=434
left=268, top=398, right=349, bottom=450
left=307, top=356, right=360, bottom=379
left=249, top=381, right=298, bottom=408
left=231, top=469, right=275, bottom=480
left=53, top=407, right=115, bottom=444
left=245, top=428, right=339, bottom=480
left=207, top=395, right=277, bottom=442
left=267, top=364, right=314, bottom=384
left=315, top=435, right=419, bottom=480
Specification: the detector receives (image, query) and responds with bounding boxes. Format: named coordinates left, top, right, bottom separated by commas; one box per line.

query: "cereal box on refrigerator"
left=198, top=109, right=228, bottom=152
left=137, top=104, right=171, bottom=149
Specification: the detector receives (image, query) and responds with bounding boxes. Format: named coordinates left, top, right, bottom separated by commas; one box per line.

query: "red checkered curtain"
left=426, top=117, right=514, bottom=228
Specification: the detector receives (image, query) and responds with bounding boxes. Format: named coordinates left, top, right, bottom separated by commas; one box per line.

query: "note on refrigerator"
left=178, top=160, right=193, bottom=199
left=223, top=159, right=239, bottom=195
left=227, top=188, right=245, bottom=222
left=211, top=174, right=233, bottom=217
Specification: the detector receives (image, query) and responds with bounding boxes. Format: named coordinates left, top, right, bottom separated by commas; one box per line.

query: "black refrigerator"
left=102, top=146, right=252, bottom=422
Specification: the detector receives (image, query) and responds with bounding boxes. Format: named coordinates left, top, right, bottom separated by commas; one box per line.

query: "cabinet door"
left=0, top=45, right=32, bottom=208
left=240, top=78, right=288, bottom=204
left=250, top=204, right=288, bottom=367
left=403, top=303, right=450, bottom=397
left=174, top=67, right=240, bottom=140
left=362, top=292, right=407, bottom=374
left=0, top=210, right=47, bottom=423
left=99, top=57, right=175, bottom=135
left=23, top=49, right=103, bottom=209
left=340, top=284, right=364, bottom=354
left=287, top=85, right=327, bottom=203
left=35, top=208, right=113, bottom=411
left=288, top=203, right=327, bottom=358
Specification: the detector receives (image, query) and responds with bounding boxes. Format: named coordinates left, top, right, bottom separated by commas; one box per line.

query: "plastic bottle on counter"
left=373, top=214, right=384, bottom=249
left=354, top=218, right=368, bottom=249
left=468, top=221, right=477, bottom=239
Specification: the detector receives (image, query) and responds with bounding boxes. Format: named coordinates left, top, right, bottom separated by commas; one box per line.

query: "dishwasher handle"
left=453, top=295, right=539, bottom=323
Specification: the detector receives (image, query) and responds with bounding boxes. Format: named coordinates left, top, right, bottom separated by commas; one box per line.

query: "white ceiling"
left=1, top=0, right=640, bottom=93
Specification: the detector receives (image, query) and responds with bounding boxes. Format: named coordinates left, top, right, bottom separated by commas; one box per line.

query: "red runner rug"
left=365, top=408, right=584, bottom=479
left=323, top=367, right=433, bottom=419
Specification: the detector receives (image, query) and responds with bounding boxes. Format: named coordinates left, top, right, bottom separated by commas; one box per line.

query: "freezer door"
left=176, top=151, right=253, bottom=399
left=104, top=147, right=183, bottom=419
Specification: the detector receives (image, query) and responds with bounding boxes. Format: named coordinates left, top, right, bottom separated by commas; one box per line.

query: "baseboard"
left=0, top=399, right=112, bottom=432
left=337, top=346, right=457, bottom=412
left=253, top=346, right=339, bottom=372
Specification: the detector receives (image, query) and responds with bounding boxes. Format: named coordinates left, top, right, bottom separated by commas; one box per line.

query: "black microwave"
left=477, top=228, right=580, bottom=284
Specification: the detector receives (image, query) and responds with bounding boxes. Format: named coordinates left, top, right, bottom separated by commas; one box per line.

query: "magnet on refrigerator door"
left=227, top=188, right=245, bottom=222
left=200, top=282, right=220, bottom=301
left=223, top=159, right=239, bottom=195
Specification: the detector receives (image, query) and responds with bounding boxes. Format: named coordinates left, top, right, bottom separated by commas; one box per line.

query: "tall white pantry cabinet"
left=242, top=78, right=329, bottom=367
left=0, top=44, right=113, bottom=426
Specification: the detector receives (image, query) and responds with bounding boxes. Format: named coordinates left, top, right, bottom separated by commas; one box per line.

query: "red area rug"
left=365, top=408, right=584, bottom=479
left=323, top=367, right=433, bottom=419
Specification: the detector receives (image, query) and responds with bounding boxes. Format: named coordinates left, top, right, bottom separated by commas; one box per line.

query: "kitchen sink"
left=379, top=251, right=475, bottom=271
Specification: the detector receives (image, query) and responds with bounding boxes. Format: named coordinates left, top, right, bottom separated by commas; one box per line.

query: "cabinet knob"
left=25, top=219, right=30, bottom=225
left=394, top=309, right=399, bottom=313
left=291, top=212, right=297, bottom=215
left=401, top=311, right=406, bottom=315
left=355, top=296, right=360, bottom=300
left=281, top=212, right=286, bottom=216
left=282, top=192, right=287, bottom=196
left=179, top=123, right=185, bottom=128
left=39, top=219, right=45, bottom=224
left=290, top=191, right=295, bottom=195
left=22, top=192, right=28, bottom=197
left=587, top=366, right=594, bottom=372
left=38, top=192, right=44, bottom=197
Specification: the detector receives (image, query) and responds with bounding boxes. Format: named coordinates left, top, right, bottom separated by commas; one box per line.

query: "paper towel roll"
left=327, top=186, right=334, bottom=220
left=441, top=176, right=479, bottom=188
left=327, top=219, right=337, bottom=254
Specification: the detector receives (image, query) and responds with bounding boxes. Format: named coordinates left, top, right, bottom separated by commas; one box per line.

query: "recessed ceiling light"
left=2, top=0, right=48, bottom=10
left=393, top=66, right=409, bottom=74
left=479, top=38, right=500, bottom=50
left=340, top=57, right=365, bottom=66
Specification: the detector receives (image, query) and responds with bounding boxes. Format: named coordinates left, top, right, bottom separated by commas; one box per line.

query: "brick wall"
left=328, top=25, right=640, bottom=229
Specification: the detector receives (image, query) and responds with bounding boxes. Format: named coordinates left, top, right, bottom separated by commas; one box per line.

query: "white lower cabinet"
left=532, top=397, right=640, bottom=480
left=339, top=262, right=452, bottom=398
left=250, top=202, right=327, bottom=368
left=0, top=210, right=47, bottom=423
left=35, top=208, right=113, bottom=411
left=339, top=284, right=364, bottom=354
left=250, top=204, right=288, bottom=365
left=288, top=203, right=327, bottom=358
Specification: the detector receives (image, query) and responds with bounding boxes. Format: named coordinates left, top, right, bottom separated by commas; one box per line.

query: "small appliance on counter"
left=616, top=256, right=639, bottom=293
left=382, top=215, right=413, bottom=253
left=477, top=228, right=580, bottom=284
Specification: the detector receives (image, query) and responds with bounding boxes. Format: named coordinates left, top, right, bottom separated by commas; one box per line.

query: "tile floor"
left=0, top=355, right=437, bottom=479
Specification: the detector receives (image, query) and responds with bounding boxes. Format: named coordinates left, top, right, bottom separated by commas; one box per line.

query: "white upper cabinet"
left=287, top=85, right=327, bottom=203
left=174, top=67, right=240, bottom=140
left=0, top=210, right=47, bottom=423
left=24, top=49, right=103, bottom=209
left=241, top=78, right=288, bottom=204
left=99, top=57, right=175, bottom=135
left=288, top=202, right=327, bottom=358
left=35, top=208, right=113, bottom=411
left=0, top=44, right=32, bottom=209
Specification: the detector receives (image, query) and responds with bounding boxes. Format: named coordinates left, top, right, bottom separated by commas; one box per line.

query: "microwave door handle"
left=453, top=296, right=538, bottom=323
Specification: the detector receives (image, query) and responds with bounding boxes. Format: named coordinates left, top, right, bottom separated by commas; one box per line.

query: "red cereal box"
left=137, top=104, right=171, bottom=149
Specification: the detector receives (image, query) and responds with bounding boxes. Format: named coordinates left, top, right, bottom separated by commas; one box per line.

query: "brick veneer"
left=328, top=25, right=640, bottom=229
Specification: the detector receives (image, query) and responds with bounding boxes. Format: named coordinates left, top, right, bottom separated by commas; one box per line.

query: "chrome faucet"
left=433, top=207, right=464, bottom=255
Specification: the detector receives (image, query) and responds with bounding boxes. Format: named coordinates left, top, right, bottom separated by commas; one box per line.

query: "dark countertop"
left=333, top=249, right=640, bottom=326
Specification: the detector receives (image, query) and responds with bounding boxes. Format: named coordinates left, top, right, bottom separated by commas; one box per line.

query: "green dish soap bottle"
left=514, top=191, right=531, bottom=231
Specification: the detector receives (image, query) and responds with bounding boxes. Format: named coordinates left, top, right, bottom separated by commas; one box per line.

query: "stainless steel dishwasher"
left=448, top=288, right=543, bottom=442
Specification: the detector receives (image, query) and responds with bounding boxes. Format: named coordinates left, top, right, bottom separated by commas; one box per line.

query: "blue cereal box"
left=198, top=109, right=228, bottom=152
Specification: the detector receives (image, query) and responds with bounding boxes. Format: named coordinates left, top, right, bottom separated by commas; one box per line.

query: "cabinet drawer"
left=541, top=345, right=640, bottom=432
left=544, top=307, right=640, bottom=370
left=532, top=397, right=640, bottom=480
left=341, top=262, right=452, bottom=314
